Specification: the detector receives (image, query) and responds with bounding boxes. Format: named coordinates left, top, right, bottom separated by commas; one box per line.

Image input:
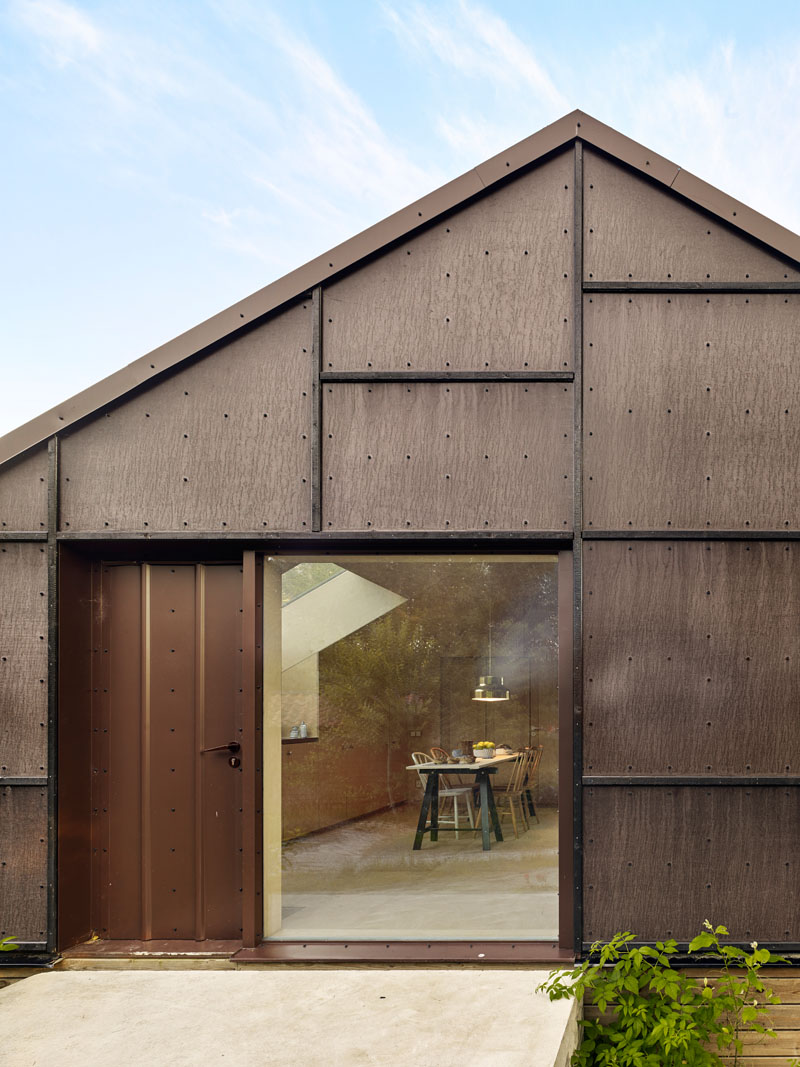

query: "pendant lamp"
left=472, top=595, right=510, bottom=702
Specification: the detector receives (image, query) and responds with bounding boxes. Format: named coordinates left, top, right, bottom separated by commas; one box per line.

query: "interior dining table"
left=406, top=751, right=520, bottom=851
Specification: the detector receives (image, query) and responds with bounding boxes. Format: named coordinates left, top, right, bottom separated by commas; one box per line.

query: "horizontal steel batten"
left=319, top=371, right=574, bottom=382
left=583, top=529, right=800, bottom=540
left=583, top=776, right=800, bottom=787
left=0, top=777, right=48, bottom=787
left=0, top=532, right=47, bottom=542
left=56, top=530, right=575, bottom=542
left=583, top=281, right=800, bottom=293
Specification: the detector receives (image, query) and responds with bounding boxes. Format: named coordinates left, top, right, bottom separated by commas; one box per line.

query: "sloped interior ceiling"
left=282, top=569, right=406, bottom=670
left=0, top=446, right=47, bottom=533
left=584, top=149, right=800, bottom=282
left=323, top=151, right=573, bottom=373
left=58, top=303, right=313, bottom=533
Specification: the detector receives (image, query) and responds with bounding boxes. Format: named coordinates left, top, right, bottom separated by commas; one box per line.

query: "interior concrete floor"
left=277, top=802, right=559, bottom=941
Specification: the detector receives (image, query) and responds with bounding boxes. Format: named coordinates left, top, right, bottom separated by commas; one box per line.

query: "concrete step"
left=1, top=967, right=578, bottom=1066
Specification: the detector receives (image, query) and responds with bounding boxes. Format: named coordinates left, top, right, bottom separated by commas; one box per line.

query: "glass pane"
left=264, top=554, right=559, bottom=941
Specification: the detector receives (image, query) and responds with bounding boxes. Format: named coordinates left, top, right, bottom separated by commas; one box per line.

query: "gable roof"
left=2, top=108, right=799, bottom=467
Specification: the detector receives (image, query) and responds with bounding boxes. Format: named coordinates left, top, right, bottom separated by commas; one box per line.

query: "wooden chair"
left=491, top=749, right=539, bottom=839
left=411, top=752, right=474, bottom=839
left=430, top=746, right=450, bottom=762
left=522, top=745, right=544, bottom=823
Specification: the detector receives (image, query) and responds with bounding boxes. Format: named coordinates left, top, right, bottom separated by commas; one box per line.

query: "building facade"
left=1, top=110, right=799, bottom=963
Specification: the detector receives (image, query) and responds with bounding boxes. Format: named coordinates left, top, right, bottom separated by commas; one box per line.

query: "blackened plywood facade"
left=2, top=119, right=800, bottom=956
left=0, top=543, right=48, bottom=778
left=584, top=293, right=800, bottom=530
left=0, top=447, right=47, bottom=533
left=584, top=149, right=800, bottom=282
left=323, top=151, right=573, bottom=373
left=583, top=786, right=800, bottom=942
left=322, top=382, right=573, bottom=532
left=0, top=784, right=48, bottom=942
left=584, top=541, right=800, bottom=775
left=59, top=304, right=313, bottom=533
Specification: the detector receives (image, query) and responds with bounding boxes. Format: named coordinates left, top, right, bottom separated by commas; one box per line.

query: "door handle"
left=200, top=741, right=241, bottom=754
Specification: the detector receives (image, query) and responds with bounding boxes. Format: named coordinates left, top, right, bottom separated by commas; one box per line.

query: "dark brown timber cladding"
left=0, top=543, right=48, bottom=777
left=0, top=446, right=48, bottom=533
left=583, top=785, right=800, bottom=943
left=584, top=293, right=800, bottom=530
left=323, top=150, right=573, bottom=373
left=58, top=303, right=313, bottom=533
left=583, top=148, right=800, bottom=282
left=322, top=382, right=573, bottom=532
left=584, top=541, right=800, bottom=775
left=0, top=784, right=48, bottom=942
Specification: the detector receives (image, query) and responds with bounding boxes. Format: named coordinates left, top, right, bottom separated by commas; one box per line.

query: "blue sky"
left=2, top=0, right=800, bottom=437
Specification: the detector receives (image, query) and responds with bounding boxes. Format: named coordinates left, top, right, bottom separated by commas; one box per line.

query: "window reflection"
left=266, top=555, right=559, bottom=941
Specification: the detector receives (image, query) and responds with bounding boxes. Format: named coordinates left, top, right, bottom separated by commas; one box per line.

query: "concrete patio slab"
left=1, top=967, right=578, bottom=1067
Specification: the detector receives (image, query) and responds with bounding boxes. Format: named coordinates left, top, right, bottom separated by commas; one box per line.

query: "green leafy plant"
left=0, top=936, right=17, bottom=952
left=538, top=921, right=787, bottom=1066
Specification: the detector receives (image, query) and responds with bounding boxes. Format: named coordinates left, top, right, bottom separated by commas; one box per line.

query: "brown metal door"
left=92, top=563, right=243, bottom=941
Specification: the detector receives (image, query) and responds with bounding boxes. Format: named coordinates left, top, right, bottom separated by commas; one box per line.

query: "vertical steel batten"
left=572, top=139, right=585, bottom=957
left=241, top=551, right=264, bottom=946
left=311, top=287, right=323, bottom=533
left=46, top=435, right=59, bottom=954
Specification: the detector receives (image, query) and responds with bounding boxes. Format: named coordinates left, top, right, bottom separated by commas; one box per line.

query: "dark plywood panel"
left=583, top=786, right=800, bottom=943
left=60, top=304, right=313, bottom=533
left=322, top=382, right=573, bottom=532
left=58, top=549, right=96, bottom=948
left=584, top=149, right=800, bottom=282
left=584, top=293, right=800, bottom=530
left=0, top=543, right=48, bottom=777
left=323, top=152, right=573, bottom=372
left=584, top=541, right=800, bottom=775
left=0, top=785, right=48, bottom=941
left=0, top=447, right=47, bottom=533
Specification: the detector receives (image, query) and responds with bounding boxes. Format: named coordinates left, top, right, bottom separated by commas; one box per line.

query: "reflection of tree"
left=317, top=563, right=558, bottom=750
left=320, top=611, right=437, bottom=746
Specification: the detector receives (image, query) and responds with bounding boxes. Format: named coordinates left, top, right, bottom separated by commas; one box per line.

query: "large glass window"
left=263, top=554, right=560, bottom=941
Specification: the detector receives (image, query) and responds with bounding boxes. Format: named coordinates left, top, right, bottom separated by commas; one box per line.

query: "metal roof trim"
left=3, top=108, right=799, bottom=466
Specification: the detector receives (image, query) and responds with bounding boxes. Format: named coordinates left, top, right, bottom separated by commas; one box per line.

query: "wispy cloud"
left=385, top=0, right=566, bottom=109
left=590, top=37, right=800, bottom=233
left=14, top=0, right=103, bottom=63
